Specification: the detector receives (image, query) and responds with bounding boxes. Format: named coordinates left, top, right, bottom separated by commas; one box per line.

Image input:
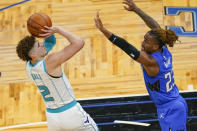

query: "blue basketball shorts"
left=157, top=96, right=188, bottom=131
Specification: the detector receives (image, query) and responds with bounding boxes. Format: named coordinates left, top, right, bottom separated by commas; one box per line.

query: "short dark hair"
left=16, top=36, right=35, bottom=61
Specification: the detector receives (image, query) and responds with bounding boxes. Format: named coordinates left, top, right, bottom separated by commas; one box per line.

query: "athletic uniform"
left=142, top=46, right=188, bottom=131
left=25, top=35, right=98, bottom=131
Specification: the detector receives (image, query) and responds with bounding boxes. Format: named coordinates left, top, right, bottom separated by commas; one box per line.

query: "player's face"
left=141, top=32, right=159, bottom=54
left=34, top=41, right=47, bottom=57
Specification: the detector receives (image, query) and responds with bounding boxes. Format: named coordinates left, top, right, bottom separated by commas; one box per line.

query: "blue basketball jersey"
left=142, top=46, right=179, bottom=106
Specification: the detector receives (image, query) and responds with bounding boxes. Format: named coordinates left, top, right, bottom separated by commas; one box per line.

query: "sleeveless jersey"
left=26, top=60, right=75, bottom=109
left=142, top=46, right=179, bottom=106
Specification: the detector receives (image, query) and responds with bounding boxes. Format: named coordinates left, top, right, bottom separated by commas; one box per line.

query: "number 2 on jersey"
left=38, top=85, right=54, bottom=101
left=165, top=71, right=174, bottom=92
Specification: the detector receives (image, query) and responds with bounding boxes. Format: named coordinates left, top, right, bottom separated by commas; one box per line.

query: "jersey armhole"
left=43, top=60, right=62, bottom=78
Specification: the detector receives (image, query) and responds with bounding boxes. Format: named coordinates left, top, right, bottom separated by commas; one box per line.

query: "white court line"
left=114, top=120, right=150, bottom=127
left=78, top=90, right=197, bottom=100
left=78, top=93, right=149, bottom=100
left=0, top=122, right=47, bottom=130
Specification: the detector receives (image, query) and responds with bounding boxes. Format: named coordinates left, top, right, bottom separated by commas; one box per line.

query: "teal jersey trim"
left=46, top=100, right=77, bottom=113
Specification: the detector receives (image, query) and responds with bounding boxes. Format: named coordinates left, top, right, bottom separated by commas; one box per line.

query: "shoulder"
left=44, top=53, right=62, bottom=73
left=44, top=53, right=56, bottom=68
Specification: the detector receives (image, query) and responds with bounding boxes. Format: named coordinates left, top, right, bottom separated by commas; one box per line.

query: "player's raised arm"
left=42, top=26, right=84, bottom=69
left=94, top=12, right=112, bottom=39
left=94, top=12, right=159, bottom=76
left=123, top=0, right=160, bottom=29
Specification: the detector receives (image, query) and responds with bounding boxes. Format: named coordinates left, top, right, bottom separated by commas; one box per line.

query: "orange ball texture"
left=27, top=13, right=52, bottom=37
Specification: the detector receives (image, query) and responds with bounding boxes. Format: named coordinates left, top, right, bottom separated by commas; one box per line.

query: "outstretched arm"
left=94, top=12, right=112, bottom=39
left=94, top=12, right=159, bottom=76
left=94, top=12, right=139, bottom=60
left=123, top=0, right=160, bottom=29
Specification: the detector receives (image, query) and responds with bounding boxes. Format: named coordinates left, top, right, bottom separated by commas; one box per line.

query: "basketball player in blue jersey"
left=16, top=26, right=99, bottom=131
left=94, top=0, right=188, bottom=130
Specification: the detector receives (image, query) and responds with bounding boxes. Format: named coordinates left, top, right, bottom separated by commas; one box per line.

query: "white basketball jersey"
left=26, top=60, right=75, bottom=109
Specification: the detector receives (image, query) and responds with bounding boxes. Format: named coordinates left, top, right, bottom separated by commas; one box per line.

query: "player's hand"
left=39, top=26, right=59, bottom=38
left=94, top=11, right=105, bottom=31
left=123, top=0, right=138, bottom=12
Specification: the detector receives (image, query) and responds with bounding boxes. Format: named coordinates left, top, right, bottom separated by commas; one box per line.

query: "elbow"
left=72, top=39, right=84, bottom=50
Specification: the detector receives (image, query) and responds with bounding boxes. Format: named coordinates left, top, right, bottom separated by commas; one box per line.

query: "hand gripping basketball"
left=27, top=12, right=52, bottom=38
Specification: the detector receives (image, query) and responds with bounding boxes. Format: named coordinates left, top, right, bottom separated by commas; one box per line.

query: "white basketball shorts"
left=46, top=102, right=99, bottom=131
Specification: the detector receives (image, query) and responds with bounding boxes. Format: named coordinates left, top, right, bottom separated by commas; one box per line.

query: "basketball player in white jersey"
left=16, top=26, right=99, bottom=131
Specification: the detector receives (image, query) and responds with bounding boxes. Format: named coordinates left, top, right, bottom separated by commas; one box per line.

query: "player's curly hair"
left=148, top=28, right=179, bottom=48
left=16, top=36, right=35, bottom=61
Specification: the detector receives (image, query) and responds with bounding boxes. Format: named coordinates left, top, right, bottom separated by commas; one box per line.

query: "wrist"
left=100, top=27, right=106, bottom=33
left=133, top=7, right=140, bottom=13
left=54, top=26, right=61, bottom=33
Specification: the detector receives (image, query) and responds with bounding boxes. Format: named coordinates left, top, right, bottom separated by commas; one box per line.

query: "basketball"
left=27, top=13, right=52, bottom=37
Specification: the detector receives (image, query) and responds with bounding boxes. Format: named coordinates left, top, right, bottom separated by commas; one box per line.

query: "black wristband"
left=108, top=34, right=140, bottom=60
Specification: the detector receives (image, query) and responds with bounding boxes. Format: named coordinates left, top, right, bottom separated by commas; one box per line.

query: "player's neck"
left=30, top=58, right=43, bottom=65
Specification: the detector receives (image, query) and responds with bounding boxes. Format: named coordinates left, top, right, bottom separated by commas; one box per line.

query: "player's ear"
left=29, top=50, right=36, bottom=59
